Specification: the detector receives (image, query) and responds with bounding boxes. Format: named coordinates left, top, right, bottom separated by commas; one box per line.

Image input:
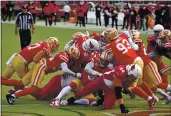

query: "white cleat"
left=50, top=98, right=60, bottom=107
left=165, top=96, right=171, bottom=105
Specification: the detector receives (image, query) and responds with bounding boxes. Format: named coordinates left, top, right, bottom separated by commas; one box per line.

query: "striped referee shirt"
left=16, top=12, right=33, bottom=30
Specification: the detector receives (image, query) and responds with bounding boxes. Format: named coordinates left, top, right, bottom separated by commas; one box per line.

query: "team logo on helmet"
left=46, top=37, right=59, bottom=53
left=159, top=29, right=171, bottom=40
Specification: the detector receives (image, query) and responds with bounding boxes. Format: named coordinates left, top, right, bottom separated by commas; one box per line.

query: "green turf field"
left=1, top=23, right=171, bottom=116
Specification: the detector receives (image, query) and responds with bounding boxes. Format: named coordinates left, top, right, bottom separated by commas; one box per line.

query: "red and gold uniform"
left=147, top=36, right=168, bottom=84
left=74, top=65, right=127, bottom=109
left=22, top=52, right=69, bottom=88
left=104, top=33, right=144, bottom=85
left=104, top=33, right=143, bottom=69
left=2, top=42, right=52, bottom=82
left=74, top=36, right=91, bottom=67
left=13, top=52, right=71, bottom=99
left=134, top=38, right=163, bottom=88
left=70, top=52, right=112, bottom=102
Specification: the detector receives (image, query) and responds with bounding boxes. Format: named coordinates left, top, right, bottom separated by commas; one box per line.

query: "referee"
left=15, top=5, right=35, bottom=49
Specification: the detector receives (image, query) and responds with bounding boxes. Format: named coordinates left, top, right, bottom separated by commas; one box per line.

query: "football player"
left=50, top=52, right=113, bottom=107
left=103, top=28, right=158, bottom=105
left=6, top=46, right=81, bottom=105
left=64, top=32, right=100, bottom=69
left=129, top=30, right=171, bottom=103
left=146, top=24, right=168, bottom=84
left=1, top=37, right=59, bottom=93
left=72, top=64, right=142, bottom=113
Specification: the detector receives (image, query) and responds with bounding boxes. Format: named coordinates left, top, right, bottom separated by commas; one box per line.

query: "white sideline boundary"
left=150, top=113, right=171, bottom=116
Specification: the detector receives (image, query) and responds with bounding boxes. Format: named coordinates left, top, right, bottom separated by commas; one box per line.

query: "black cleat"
left=6, top=94, right=15, bottom=105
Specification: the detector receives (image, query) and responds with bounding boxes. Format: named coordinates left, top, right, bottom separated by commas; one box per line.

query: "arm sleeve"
left=15, top=13, right=20, bottom=25
left=123, top=31, right=139, bottom=51
left=84, top=61, right=101, bottom=76
left=64, top=40, right=75, bottom=51
left=61, top=62, right=76, bottom=76
left=30, top=14, right=34, bottom=24
left=128, top=37, right=139, bottom=51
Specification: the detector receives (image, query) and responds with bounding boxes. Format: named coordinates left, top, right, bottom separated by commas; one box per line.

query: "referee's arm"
left=15, top=13, right=20, bottom=35
left=30, top=14, right=35, bottom=33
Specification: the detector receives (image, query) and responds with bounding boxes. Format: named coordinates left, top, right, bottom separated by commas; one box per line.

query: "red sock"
left=2, top=78, right=24, bottom=87
left=139, top=82, right=153, bottom=96
left=161, top=75, right=168, bottom=84
left=154, top=58, right=168, bottom=84
left=15, top=87, right=39, bottom=98
left=132, top=87, right=149, bottom=100
left=157, top=83, right=168, bottom=90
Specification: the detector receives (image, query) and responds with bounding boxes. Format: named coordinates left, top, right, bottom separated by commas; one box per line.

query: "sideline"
left=2, top=21, right=153, bottom=35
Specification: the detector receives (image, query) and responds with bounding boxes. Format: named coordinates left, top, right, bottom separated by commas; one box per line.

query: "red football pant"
left=154, top=58, right=168, bottom=84
left=75, top=77, right=116, bottom=109
left=31, top=74, right=62, bottom=101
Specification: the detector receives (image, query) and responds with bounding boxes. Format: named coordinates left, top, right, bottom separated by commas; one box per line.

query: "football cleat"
left=6, top=94, right=15, bottom=105
left=165, top=96, right=171, bottom=105
left=148, top=98, right=158, bottom=110
left=50, top=98, right=60, bottom=107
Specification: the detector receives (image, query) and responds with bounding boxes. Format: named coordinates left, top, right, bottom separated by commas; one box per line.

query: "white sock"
left=74, top=99, right=89, bottom=105
left=56, top=86, right=72, bottom=100
left=166, top=91, right=171, bottom=95
left=147, top=96, right=152, bottom=101
left=151, top=94, right=159, bottom=101
left=166, top=85, right=171, bottom=91
left=156, top=88, right=169, bottom=97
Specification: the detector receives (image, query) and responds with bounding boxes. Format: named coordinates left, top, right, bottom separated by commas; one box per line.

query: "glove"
left=76, top=73, right=81, bottom=79
left=120, top=104, right=129, bottom=114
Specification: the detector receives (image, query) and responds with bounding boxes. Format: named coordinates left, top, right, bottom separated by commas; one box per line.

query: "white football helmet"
left=153, top=24, right=164, bottom=36
left=82, top=39, right=100, bottom=52
left=126, top=64, right=142, bottom=79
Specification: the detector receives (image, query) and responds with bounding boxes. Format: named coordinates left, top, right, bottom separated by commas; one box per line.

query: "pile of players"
left=1, top=24, right=171, bottom=114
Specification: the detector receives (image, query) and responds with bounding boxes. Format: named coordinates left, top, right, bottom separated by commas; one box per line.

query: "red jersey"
left=46, top=52, right=69, bottom=73
left=81, top=52, right=113, bottom=86
left=133, top=39, right=151, bottom=64
left=105, top=33, right=138, bottom=65
left=147, top=35, right=157, bottom=53
left=19, top=42, right=51, bottom=64
left=74, top=36, right=90, bottom=67
left=103, top=65, right=126, bottom=82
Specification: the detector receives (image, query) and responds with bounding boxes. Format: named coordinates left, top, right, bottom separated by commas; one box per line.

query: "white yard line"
left=150, top=113, right=171, bottom=116
left=2, top=103, right=47, bottom=107
left=100, top=112, right=116, bottom=116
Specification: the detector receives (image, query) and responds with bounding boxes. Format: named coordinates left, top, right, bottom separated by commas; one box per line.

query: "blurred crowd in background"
left=1, top=1, right=171, bottom=30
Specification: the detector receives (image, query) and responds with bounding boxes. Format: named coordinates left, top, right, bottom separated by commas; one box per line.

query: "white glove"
left=123, top=31, right=131, bottom=38
left=76, top=73, right=82, bottom=79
